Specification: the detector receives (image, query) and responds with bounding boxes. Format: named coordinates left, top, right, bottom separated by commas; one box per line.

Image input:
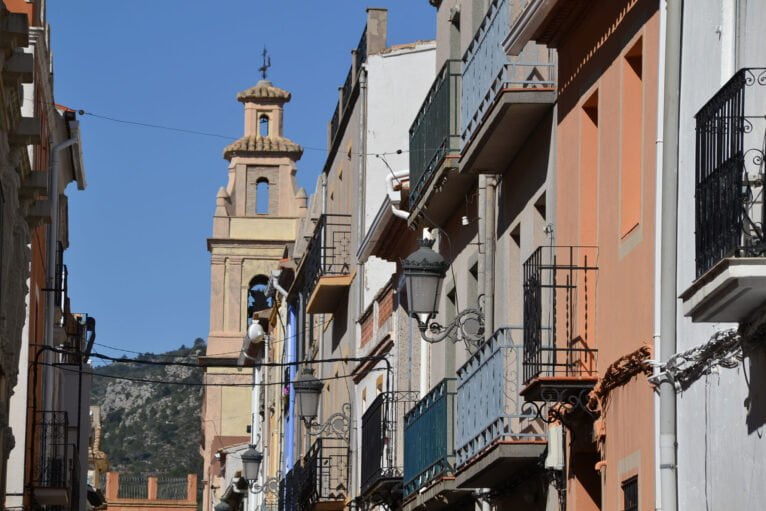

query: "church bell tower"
left=200, top=68, right=307, bottom=511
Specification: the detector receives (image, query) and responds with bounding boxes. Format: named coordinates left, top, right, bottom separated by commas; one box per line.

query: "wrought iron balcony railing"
left=33, top=411, right=79, bottom=505
left=409, top=60, right=462, bottom=207
left=360, top=391, right=419, bottom=496
left=402, top=378, right=456, bottom=498
left=303, top=214, right=352, bottom=296
left=455, top=327, right=544, bottom=467
left=461, top=0, right=555, bottom=145
left=695, top=68, right=766, bottom=277
left=304, top=436, right=349, bottom=505
left=522, top=246, right=598, bottom=386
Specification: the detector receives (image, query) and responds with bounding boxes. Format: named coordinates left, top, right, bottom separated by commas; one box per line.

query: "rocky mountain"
left=90, top=339, right=206, bottom=477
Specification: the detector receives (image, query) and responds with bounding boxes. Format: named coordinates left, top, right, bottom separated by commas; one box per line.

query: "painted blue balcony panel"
left=461, top=0, right=556, bottom=147
left=455, top=327, right=544, bottom=468
left=402, top=378, right=456, bottom=498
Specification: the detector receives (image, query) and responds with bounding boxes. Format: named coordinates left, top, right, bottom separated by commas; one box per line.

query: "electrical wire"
left=42, top=360, right=384, bottom=388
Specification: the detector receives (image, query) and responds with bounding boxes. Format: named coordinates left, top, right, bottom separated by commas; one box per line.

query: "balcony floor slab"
left=407, top=157, right=475, bottom=229
left=455, top=440, right=546, bottom=489
left=402, top=477, right=470, bottom=511
left=521, top=375, right=597, bottom=402
left=460, top=89, right=556, bottom=174
left=681, top=257, right=766, bottom=323
left=306, top=275, right=353, bottom=314
left=32, top=486, right=69, bottom=506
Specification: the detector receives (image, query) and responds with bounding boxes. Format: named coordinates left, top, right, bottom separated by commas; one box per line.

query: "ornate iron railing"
left=305, top=437, right=349, bottom=504
left=409, top=60, right=462, bottom=207
left=461, top=0, right=555, bottom=144
left=522, top=246, right=598, bottom=384
left=695, top=68, right=766, bottom=277
left=303, top=214, right=352, bottom=297
left=33, top=411, right=76, bottom=492
left=402, top=379, right=456, bottom=498
left=360, top=391, right=420, bottom=494
left=455, top=327, right=544, bottom=467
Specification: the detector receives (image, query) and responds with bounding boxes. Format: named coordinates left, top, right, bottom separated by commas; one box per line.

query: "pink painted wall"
left=554, top=1, right=660, bottom=509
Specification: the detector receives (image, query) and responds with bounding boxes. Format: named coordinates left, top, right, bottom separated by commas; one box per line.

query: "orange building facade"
left=520, top=1, right=661, bottom=509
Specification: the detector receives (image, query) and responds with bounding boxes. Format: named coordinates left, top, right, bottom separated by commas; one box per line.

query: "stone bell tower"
left=201, top=77, right=307, bottom=511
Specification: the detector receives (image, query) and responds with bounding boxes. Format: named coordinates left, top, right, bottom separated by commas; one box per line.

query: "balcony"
left=681, top=68, right=766, bottom=323
left=503, top=0, right=591, bottom=56
left=402, top=379, right=458, bottom=504
left=32, top=411, right=79, bottom=507
left=460, top=0, right=556, bottom=173
left=360, top=391, right=419, bottom=504
left=303, top=214, right=352, bottom=314
left=521, top=246, right=598, bottom=402
left=454, top=327, right=545, bottom=488
left=279, top=437, right=349, bottom=510
left=409, top=60, right=471, bottom=226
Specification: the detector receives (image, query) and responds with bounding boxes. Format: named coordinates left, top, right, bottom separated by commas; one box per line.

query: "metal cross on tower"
left=259, top=47, right=272, bottom=80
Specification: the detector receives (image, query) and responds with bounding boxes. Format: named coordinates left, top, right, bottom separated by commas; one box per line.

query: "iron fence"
left=157, top=476, right=189, bottom=500
left=402, top=379, right=456, bottom=498
left=117, top=474, right=149, bottom=499
left=522, top=246, right=598, bottom=384
left=360, top=391, right=420, bottom=494
left=695, top=68, right=766, bottom=277
left=409, top=60, right=462, bottom=207
left=455, top=327, right=545, bottom=467
left=303, top=214, right=352, bottom=296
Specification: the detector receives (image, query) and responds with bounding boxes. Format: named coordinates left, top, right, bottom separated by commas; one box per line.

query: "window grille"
left=622, top=476, right=638, bottom=511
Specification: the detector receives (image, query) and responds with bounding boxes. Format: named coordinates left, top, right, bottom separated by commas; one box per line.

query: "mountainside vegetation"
left=90, top=339, right=206, bottom=478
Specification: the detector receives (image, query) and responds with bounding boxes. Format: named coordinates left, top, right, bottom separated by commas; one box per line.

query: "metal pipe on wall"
left=659, top=1, right=684, bottom=510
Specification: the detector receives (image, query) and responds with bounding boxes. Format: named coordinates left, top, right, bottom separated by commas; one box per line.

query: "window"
left=620, top=38, right=643, bottom=237
left=259, top=115, right=269, bottom=137
left=256, top=178, right=269, bottom=215
left=580, top=91, right=599, bottom=245
left=622, top=476, right=638, bottom=511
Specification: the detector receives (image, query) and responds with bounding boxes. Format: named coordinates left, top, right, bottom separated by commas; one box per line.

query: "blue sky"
left=48, top=1, right=435, bottom=357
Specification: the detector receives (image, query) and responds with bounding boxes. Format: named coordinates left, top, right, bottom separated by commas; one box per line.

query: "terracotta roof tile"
left=223, top=135, right=303, bottom=159
left=237, top=80, right=291, bottom=102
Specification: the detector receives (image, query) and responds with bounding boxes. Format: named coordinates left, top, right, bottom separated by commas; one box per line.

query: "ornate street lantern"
left=293, top=367, right=323, bottom=423
left=240, top=445, right=263, bottom=483
left=402, top=237, right=448, bottom=326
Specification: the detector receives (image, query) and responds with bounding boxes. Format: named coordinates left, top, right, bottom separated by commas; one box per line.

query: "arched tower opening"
left=247, top=274, right=272, bottom=324
left=256, top=178, right=269, bottom=214
left=259, top=115, right=269, bottom=137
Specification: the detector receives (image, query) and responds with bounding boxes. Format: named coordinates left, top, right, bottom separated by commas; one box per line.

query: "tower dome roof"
left=237, top=80, right=291, bottom=103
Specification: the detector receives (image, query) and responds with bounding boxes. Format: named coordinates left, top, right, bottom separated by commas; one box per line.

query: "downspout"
left=483, top=175, right=497, bottom=338
left=351, top=62, right=368, bottom=507
left=43, top=134, right=78, bottom=411
left=653, top=1, right=667, bottom=508
left=659, top=1, right=683, bottom=510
